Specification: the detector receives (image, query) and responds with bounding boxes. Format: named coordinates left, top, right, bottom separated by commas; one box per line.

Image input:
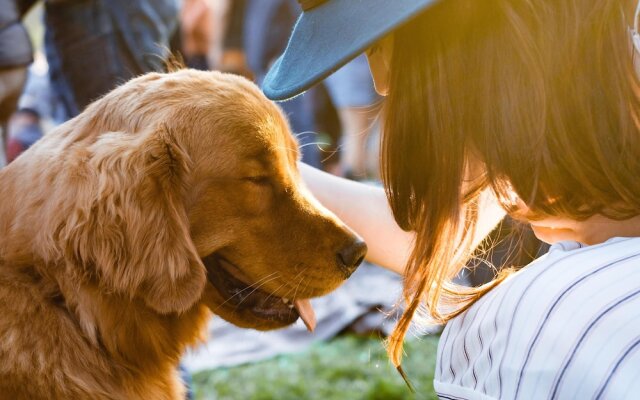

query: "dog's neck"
left=51, top=264, right=210, bottom=370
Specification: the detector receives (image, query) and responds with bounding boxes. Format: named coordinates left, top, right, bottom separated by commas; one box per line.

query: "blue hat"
left=262, top=0, right=438, bottom=101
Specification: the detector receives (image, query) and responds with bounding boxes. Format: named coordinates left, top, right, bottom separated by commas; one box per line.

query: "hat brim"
left=262, top=0, right=438, bottom=101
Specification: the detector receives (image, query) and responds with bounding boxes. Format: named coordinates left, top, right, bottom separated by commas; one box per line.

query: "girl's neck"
left=579, top=214, right=640, bottom=245
left=530, top=214, right=640, bottom=246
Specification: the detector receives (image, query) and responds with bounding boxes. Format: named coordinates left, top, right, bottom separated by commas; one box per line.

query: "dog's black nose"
left=337, top=239, right=367, bottom=277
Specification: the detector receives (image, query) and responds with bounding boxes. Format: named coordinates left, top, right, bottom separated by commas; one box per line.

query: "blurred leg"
left=336, top=106, right=378, bottom=179
left=0, top=67, right=28, bottom=167
left=323, top=55, right=380, bottom=180
left=6, top=109, right=44, bottom=163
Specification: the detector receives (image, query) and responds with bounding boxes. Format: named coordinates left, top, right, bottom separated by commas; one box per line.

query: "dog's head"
left=37, top=70, right=365, bottom=331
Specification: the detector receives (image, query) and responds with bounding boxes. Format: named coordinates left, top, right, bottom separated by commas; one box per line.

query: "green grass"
left=192, top=334, right=439, bottom=400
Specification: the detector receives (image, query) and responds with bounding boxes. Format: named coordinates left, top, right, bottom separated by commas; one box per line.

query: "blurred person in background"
left=43, top=0, right=179, bottom=120
left=0, top=0, right=33, bottom=167
left=202, top=0, right=231, bottom=71
left=180, top=0, right=214, bottom=71
left=6, top=107, right=42, bottom=163
left=5, top=53, right=67, bottom=163
left=324, top=54, right=380, bottom=181
left=218, top=0, right=252, bottom=78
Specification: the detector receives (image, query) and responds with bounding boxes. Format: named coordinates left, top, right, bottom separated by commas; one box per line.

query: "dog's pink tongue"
left=293, top=299, right=316, bottom=332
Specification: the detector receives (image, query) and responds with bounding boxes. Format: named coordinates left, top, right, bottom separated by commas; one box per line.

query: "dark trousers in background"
left=44, top=0, right=179, bottom=119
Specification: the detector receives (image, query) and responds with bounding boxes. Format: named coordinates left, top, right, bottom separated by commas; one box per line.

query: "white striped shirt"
left=435, top=237, right=640, bottom=400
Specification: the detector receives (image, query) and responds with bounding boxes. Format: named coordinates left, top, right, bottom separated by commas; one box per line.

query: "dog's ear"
left=63, top=125, right=206, bottom=314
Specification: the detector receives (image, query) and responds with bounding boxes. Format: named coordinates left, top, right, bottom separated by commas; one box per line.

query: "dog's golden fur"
left=0, top=70, right=363, bottom=399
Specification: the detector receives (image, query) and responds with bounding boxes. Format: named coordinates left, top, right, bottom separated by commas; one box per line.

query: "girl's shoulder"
left=435, top=237, right=640, bottom=400
left=507, top=235, right=640, bottom=287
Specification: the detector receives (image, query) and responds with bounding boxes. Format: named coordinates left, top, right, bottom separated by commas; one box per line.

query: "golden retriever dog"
left=0, top=70, right=366, bottom=399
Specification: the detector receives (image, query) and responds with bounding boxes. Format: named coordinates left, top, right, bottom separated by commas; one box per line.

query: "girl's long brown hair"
left=382, top=0, right=640, bottom=371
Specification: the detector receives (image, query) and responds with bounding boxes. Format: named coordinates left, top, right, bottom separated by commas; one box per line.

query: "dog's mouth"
left=202, top=254, right=316, bottom=332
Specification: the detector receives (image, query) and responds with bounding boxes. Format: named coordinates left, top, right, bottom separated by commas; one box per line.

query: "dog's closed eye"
left=244, top=176, right=271, bottom=186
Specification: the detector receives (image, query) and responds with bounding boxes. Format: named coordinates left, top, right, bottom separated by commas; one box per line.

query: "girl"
left=264, top=0, right=640, bottom=398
